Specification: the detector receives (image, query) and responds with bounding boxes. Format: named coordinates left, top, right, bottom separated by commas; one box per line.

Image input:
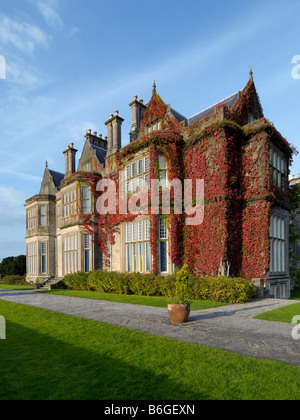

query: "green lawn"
left=0, top=282, right=34, bottom=290
left=1, top=300, right=300, bottom=400
left=44, top=289, right=227, bottom=311
left=254, top=290, right=300, bottom=323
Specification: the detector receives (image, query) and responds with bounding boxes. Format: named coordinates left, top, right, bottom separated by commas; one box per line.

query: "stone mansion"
left=25, top=72, right=294, bottom=298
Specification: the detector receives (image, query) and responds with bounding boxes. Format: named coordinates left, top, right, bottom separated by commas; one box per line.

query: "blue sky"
left=0, top=0, right=300, bottom=261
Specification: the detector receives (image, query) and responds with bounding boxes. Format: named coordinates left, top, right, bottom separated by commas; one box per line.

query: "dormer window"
left=147, top=121, right=161, bottom=133
left=83, top=161, right=91, bottom=172
left=248, top=113, right=256, bottom=123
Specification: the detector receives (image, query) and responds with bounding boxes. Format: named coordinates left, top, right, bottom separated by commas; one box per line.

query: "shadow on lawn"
left=0, top=320, right=208, bottom=401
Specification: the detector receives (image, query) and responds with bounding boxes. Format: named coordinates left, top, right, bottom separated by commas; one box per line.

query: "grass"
left=1, top=300, right=300, bottom=400
left=44, top=289, right=227, bottom=310
left=0, top=282, right=34, bottom=290
left=254, top=290, right=300, bottom=324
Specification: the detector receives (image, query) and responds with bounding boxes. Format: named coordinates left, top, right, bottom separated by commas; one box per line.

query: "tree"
left=0, top=255, right=26, bottom=277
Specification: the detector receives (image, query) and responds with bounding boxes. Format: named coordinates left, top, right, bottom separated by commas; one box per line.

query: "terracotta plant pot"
left=168, top=303, right=190, bottom=324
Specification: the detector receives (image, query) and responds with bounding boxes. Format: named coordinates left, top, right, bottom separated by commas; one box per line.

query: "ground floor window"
left=41, top=243, right=47, bottom=274
left=270, top=215, right=285, bottom=272
left=84, top=234, right=90, bottom=272
left=64, top=235, right=78, bottom=274
left=125, top=218, right=168, bottom=273
left=159, top=218, right=168, bottom=273
left=27, top=243, right=37, bottom=275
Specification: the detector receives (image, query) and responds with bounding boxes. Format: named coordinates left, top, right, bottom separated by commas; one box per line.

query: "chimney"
left=105, top=114, right=114, bottom=155
left=63, top=143, right=77, bottom=178
left=129, top=95, right=147, bottom=142
left=105, top=111, right=124, bottom=155
left=111, top=110, right=124, bottom=153
left=84, top=129, right=108, bottom=150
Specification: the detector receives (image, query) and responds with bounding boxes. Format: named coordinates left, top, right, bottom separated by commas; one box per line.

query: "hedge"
left=1, top=275, right=26, bottom=285
left=63, top=268, right=257, bottom=304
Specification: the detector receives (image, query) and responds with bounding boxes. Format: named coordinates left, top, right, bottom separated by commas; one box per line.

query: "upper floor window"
left=147, top=121, right=161, bottom=133
left=83, top=161, right=91, bottom=172
left=27, top=207, right=36, bottom=229
left=83, top=187, right=90, bottom=213
left=270, top=146, right=287, bottom=189
left=124, top=156, right=150, bottom=196
left=158, top=155, right=167, bottom=187
left=40, top=206, right=46, bottom=227
left=63, top=189, right=77, bottom=218
left=248, top=113, right=256, bottom=123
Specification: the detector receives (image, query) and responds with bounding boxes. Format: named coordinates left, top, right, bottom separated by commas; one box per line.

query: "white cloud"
left=36, top=0, right=64, bottom=30
left=0, top=14, right=51, bottom=53
left=0, top=185, right=28, bottom=207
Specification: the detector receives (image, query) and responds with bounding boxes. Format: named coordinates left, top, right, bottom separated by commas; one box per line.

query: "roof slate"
left=91, top=144, right=107, bottom=165
left=187, top=92, right=239, bottom=126
left=49, top=169, right=64, bottom=188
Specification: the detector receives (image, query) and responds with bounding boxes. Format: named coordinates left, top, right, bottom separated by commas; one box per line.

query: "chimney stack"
left=105, top=111, right=124, bottom=156
left=129, top=95, right=147, bottom=142
left=63, top=143, right=77, bottom=178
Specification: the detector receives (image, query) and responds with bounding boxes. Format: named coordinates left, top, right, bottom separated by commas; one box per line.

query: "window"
left=145, top=219, right=150, bottom=240
left=41, top=243, right=47, bottom=274
left=270, top=146, right=287, bottom=189
left=270, top=215, right=285, bottom=272
left=138, top=159, right=143, bottom=175
left=145, top=242, right=151, bottom=272
left=83, top=187, right=90, bottom=213
left=160, top=242, right=167, bottom=272
left=132, top=222, right=137, bottom=242
left=125, top=220, right=151, bottom=273
left=27, top=207, right=36, bottom=229
left=126, top=244, right=131, bottom=272
left=145, top=174, right=149, bottom=190
left=63, top=189, right=77, bottom=218
left=248, top=113, right=256, bottom=123
left=125, top=166, right=130, bottom=180
left=84, top=234, right=90, bottom=272
left=158, top=155, right=167, bottom=187
left=40, top=206, right=46, bottom=227
left=132, top=162, right=136, bottom=177
left=144, top=157, right=149, bottom=173
left=159, top=218, right=168, bottom=272
left=64, top=235, right=78, bottom=274
left=83, top=161, right=91, bottom=172
left=27, top=243, right=37, bottom=275
left=138, top=221, right=143, bottom=241
left=132, top=243, right=137, bottom=272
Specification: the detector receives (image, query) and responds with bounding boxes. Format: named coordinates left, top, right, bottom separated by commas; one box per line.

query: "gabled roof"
left=187, top=92, right=239, bottom=126
left=170, top=108, right=187, bottom=124
left=91, top=144, right=107, bottom=165
left=49, top=169, right=64, bottom=188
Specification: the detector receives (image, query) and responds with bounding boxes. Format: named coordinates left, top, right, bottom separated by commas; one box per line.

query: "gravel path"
left=1, top=288, right=300, bottom=365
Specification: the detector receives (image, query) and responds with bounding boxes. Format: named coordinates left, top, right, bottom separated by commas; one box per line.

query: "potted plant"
left=168, top=265, right=191, bottom=324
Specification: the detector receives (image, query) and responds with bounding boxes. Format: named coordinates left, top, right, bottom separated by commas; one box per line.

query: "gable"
left=78, top=139, right=107, bottom=172
left=40, top=166, right=63, bottom=194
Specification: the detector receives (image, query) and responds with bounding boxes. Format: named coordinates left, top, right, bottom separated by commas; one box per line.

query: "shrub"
left=1, top=275, right=26, bottom=285
left=62, top=268, right=256, bottom=304
left=174, top=264, right=190, bottom=300
left=64, top=272, right=89, bottom=291
left=87, top=270, right=131, bottom=294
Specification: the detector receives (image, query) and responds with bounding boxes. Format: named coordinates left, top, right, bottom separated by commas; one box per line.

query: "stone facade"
left=25, top=73, right=293, bottom=298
